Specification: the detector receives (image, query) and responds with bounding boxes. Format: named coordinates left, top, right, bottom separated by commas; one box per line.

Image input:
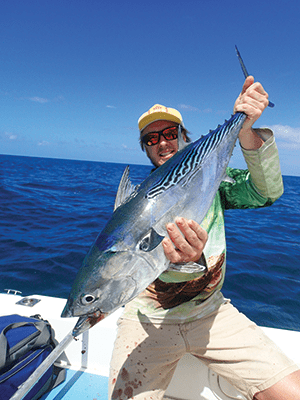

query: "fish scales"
left=62, top=112, right=247, bottom=336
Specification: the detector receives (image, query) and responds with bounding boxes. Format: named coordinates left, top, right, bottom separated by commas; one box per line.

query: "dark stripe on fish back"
left=147, top=113, right=245, bottom=199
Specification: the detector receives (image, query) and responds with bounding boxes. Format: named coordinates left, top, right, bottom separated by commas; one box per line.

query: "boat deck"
left=42, top=370, right=108, bottom=399
left=1, top=292, right=299, bottom=400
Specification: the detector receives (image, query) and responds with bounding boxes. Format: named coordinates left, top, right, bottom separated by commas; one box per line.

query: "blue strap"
left=0, top=320, right=51, bottom=370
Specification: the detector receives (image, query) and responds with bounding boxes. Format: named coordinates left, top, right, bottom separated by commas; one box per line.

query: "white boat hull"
left=1, top=292, right=299, bottom=400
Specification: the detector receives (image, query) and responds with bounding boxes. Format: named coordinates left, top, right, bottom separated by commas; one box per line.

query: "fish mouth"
left=62, top=251, right=162, bottom=336
left=61, top=299, right=108, bottom=336
left=72, top=310, right=107, bottom=337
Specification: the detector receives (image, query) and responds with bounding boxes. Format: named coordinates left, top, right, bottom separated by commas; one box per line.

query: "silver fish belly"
left=61, top=112, right=246, bottom=336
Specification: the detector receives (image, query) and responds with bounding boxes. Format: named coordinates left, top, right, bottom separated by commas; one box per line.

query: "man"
left=109, top=77, right=300, bottom=400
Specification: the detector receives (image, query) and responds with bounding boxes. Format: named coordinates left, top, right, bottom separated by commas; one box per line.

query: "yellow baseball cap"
left=138, top=104, right=183, bottom=131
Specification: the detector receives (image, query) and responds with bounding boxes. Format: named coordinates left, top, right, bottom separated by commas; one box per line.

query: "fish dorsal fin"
left=114, top=166, right=136, bottom=211
left=177, top=125, right=189, bottom=151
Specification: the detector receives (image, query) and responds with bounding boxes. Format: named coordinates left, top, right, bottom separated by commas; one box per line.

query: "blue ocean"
left=0, top=154, right=299, bottom=331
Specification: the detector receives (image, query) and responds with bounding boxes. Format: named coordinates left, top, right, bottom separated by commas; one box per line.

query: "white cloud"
left=5, top=132, right=17, bottom=140
left=106, top=105, right=116, bottom=109
left=121, top=143, right=138, bottom=152
left=38, top=140, right=50, bottom=146
left=54, top=95, right=65, bottom=102
left=178, top=104, right=214, bottom=114
left=179, top=104, right=200, bottom=112
left=29, top=97, right=49, bottom=104
left=269, top=125, right=300, bottom=149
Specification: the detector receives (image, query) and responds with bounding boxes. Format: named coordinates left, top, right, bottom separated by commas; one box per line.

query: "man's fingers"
left=186, top=219, right=208, bottom=245
left=163, top=217, right=208, bottom=264
left=162, top=237, right=182, bottom=264
left=241, top=75, right=254, bottom=95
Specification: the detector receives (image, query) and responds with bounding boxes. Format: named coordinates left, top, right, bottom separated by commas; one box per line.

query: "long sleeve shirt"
left=122, top=130, right=284, bottom=324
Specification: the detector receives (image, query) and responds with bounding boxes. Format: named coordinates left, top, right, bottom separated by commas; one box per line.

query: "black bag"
left=0, top=314, right=65, bottom=400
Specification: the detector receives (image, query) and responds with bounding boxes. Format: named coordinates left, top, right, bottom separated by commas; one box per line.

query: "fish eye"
left=82, top=294, right=96, bottom=305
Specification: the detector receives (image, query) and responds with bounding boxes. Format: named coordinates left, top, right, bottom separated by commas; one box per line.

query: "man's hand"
left=162, top=217, right=207, bottom=264
left=234, top=76, right=269, bottom=150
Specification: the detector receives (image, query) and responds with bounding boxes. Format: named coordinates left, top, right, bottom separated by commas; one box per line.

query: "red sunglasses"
left=141, top=126, right=179, bottom=147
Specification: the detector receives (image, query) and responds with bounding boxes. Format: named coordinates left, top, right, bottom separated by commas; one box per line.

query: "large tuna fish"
left=61, top=112, right=247, bottom=336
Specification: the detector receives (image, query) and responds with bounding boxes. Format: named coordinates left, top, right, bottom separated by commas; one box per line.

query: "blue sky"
left=1, top=0, right=299, bottom=176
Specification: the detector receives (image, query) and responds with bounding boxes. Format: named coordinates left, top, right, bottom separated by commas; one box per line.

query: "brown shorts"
left=109, top=301, right=298, bottom=400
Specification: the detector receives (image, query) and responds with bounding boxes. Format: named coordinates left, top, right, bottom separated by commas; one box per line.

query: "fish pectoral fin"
left=167, top=254, right=207, bottom=274
left=114, top=166, right=138, bottom=210
left=167, top=261, right=207, bottom=274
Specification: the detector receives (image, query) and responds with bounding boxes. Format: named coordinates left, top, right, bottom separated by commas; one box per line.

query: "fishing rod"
left=235, top=45, right=275, bottom=108
left=10, top=330, right=75, bottom=400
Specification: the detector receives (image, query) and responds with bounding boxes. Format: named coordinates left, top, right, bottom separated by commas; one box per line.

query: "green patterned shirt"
left=122, top=131, right=283, bottom=323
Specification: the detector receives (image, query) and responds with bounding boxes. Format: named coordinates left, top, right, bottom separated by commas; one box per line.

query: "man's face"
left=141, top=120, right=179, bottom=168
